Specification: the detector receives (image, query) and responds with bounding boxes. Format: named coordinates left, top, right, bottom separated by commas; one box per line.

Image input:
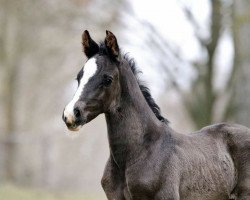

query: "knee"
left=235, top=186, right=250, bottom=200
left=101, top=176, right=109, bottom=190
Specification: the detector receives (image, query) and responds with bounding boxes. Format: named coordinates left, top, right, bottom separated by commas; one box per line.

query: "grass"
left=0, top=184, right=102, bottom=200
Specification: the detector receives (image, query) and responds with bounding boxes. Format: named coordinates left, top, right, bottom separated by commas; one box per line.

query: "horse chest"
left=124, top=168, right=159, bottom=200
left=123, top=178, right=154, bottom=200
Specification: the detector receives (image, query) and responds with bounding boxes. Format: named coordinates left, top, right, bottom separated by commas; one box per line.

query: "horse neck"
left=105, top=61, right=165, bottom=168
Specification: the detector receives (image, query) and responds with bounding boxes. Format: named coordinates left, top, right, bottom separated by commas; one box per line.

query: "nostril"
left=64, top=116, right=67, bottom=122
left=74, top=107, right=81, bottom=119
left=62, top=113, right=67, bottom=122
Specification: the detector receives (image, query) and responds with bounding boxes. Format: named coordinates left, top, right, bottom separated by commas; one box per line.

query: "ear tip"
left=83, top=30, right=89, bottom=37
left=106, top=30, right=114, bottom=36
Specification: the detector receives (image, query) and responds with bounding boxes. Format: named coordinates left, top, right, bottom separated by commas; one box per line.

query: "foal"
left=63, top=30, right=250, bottom=200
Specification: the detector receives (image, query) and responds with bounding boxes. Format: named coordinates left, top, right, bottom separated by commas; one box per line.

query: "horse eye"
left=103, top=75, right=113, bottom=87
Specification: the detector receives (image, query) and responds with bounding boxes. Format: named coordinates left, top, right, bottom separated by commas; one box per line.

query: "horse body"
left=62, top=30, right=250, bottom=200
left=103, top=122, right=248, bottom=200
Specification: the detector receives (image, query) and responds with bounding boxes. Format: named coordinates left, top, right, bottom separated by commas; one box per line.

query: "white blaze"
left=64, top=58, right=98, bottom=120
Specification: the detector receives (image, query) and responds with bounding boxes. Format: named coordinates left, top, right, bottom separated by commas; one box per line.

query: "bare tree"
left=0, top=0, right=126, bottom=189
left=145, top=0, right=238, bottom=129
left=123, top=0, right=232, bottom=129
left=0, top=0, right=23, bottom=181
left=230, top=0, right=250, bottom=125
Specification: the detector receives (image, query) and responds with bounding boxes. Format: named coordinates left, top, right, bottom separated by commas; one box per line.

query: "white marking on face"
left=64, top=58, right=98, bottom=122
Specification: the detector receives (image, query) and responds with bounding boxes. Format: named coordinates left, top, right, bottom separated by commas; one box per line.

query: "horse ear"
left=105, top=30, right=119, bottom=59
left=82, top=30, right=99, bottom=58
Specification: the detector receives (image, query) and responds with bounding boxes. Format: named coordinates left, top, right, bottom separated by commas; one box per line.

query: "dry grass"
left=0, top=184, right=102, bottom=200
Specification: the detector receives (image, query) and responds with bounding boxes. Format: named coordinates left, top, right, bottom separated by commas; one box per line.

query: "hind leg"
left=225, top=124, right=250, bottom=200
left=235, top=178, right=250, bottom=200
left=234, top=147, right=250, bottom=199
left=229, top=174, right=250, bottom=200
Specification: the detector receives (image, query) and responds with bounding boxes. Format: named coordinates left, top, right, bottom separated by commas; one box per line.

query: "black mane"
left=99, top=42, right=168, bottom=124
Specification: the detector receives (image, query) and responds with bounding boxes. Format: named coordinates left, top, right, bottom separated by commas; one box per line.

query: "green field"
left=0, top=184, right=101, bottom=200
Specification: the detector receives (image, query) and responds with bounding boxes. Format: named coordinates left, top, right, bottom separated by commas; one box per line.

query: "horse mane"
left=99, top=42, right=169, bottom=124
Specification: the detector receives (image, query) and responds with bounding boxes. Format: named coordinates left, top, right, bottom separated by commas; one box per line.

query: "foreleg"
left=101, top=157, right=126, bottom=200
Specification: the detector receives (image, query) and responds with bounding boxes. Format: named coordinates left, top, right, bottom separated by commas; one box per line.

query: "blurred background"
left=0, top=0, right=250, bottom=199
